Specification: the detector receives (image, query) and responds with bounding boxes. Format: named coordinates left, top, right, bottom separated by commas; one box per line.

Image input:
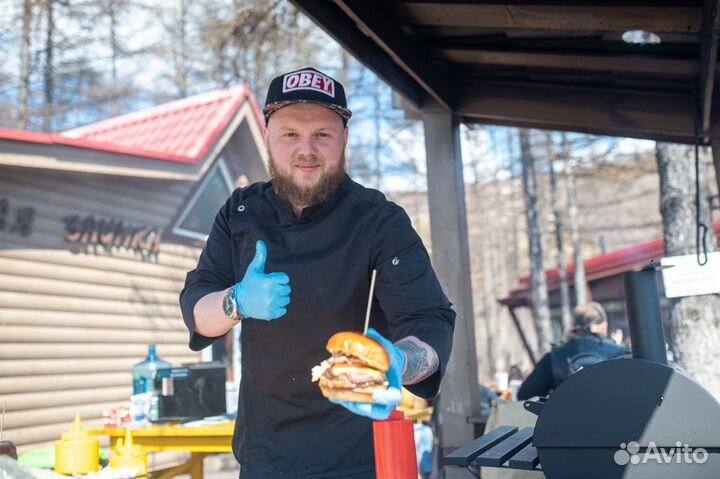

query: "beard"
left=268, top=150, right=346, bottom=209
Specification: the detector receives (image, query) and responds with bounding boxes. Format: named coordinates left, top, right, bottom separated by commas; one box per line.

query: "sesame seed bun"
left=325, top=331, right=390, bottom=371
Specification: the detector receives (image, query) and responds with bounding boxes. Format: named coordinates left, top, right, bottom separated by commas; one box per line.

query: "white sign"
left=660, top=252, right=720, bottom=298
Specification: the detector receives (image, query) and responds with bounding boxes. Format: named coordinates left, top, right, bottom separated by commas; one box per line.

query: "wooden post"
left=422, top=110, right=481, bottom=477
left=508, top=306, right=537, bottom=366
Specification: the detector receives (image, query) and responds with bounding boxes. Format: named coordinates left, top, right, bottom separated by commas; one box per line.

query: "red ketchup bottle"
left=373, top=409, right=418, bottom=479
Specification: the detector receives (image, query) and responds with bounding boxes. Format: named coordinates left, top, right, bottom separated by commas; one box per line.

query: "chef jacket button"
left=237, top=205, right=246, bottom=212
left=392, top=257, right=400, bottom=266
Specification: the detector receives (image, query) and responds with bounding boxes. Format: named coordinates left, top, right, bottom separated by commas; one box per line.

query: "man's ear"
left=343, top=126, right=349, bottom=146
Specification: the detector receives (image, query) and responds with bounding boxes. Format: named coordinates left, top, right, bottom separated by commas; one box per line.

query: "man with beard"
left=179, top=67, right=455, bottom=479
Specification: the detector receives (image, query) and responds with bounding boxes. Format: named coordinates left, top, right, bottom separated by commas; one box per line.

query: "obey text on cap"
left=282, top=70, right=335, bottom=98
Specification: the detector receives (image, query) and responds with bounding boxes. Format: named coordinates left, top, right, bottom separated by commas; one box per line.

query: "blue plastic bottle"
left=132, top=345, right=171, bottom=394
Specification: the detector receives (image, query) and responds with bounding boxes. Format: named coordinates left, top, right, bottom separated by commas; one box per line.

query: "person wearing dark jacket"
left=517, top=302, right=630, bottom=400
left=179, top=67, right=455, bottom=479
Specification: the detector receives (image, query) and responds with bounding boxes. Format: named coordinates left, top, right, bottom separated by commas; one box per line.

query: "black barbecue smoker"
left=446, top=264, right=720, bottom=479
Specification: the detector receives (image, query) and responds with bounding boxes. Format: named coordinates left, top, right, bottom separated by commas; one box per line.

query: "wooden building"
left=501, top=222, right=720, bottom=365
left=0, top=85, right=268, bottom=451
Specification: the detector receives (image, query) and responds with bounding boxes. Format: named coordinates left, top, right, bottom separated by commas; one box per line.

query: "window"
left=174, top=159, right=234, bottom=240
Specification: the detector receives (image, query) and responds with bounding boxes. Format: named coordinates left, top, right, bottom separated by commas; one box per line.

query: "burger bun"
left=326, top=331, right=389, bottom=371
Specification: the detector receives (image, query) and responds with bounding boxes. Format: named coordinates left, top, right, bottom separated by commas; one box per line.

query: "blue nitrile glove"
left=330, top=327, right=406, bottom=420
left=233, top=240, right=291, bottom=320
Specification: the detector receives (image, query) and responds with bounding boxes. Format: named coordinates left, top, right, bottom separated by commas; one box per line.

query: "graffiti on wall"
left=62, top=214, right=162, bottom=256
left=0, top=198, right=35, bottom=237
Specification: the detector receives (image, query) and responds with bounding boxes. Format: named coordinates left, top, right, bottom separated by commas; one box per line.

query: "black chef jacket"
left=179, top=174, right=455, bottom=479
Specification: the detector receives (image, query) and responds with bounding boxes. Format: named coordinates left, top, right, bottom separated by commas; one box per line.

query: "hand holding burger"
left=312, top=328, right=405, bottom=420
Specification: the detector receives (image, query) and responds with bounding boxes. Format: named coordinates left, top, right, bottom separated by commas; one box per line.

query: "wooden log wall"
left=0, top=166, right=203, bottom=451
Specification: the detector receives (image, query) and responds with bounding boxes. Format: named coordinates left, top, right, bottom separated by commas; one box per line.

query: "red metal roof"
left=0, top=84, right=263, bottom=164
left=502, top=222, right=720, bottom=305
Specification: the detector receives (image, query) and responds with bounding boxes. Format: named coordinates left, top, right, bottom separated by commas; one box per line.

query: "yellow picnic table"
left=91, top=421, right=234, bottom=479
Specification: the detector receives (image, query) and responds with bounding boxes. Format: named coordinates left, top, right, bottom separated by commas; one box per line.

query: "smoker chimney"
left=623, top=263, right=667, bottom=365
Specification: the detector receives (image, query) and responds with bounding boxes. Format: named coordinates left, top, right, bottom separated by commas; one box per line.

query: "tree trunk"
left=480, top=183, right=504, bottom=375
left=108, top=0, right=119, bottom=115
left=18, top=0, right=33, bottom=129
left=563, top=133, right=588, bottom=305
left=547, top=133, right=572, bottom=334
left=656, top=142, right=720, bottom=400
left=339, top=51, right=353, bottom=171
left=43, top=0, right=55, bottom=132
left=489, top=128, right=509, bottom=372
left=507, top=129, right=522, bottom=280
left=480, top=199, right=497, bottom=377
left=496, top=194, right=512, bottom=370
left=519, top=129, right=553, bottom=354
left=372, top=75, right=382, bottom=189
left=109, top=0, right=118, bottom=86
left=173, top=0, right=189, bottom=98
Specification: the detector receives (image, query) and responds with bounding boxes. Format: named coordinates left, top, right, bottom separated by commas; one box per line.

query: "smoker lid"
left=533, top=358, right=720, bottom=448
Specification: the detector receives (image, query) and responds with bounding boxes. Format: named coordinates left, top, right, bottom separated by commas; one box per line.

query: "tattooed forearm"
left=395, top=336, right=440, bottom=385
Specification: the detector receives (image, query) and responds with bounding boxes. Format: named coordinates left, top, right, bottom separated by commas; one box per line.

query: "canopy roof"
left=0, top=85, right=260, bottom=164
left=292, top=1, right=718, bottom=144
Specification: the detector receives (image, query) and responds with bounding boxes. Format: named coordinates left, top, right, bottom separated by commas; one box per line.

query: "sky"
left=0, top=0, right=656, bottom=193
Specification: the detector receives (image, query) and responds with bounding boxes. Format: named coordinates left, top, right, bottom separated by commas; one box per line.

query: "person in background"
left=508, top=364, right=524, bottom=381
left=516, top=302, right=630, bottom=400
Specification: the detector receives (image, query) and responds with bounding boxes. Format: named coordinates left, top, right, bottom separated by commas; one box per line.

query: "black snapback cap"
left=263, top=67, right=352, bottom=124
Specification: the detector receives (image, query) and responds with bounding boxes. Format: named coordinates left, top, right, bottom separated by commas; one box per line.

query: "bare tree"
left=371, top=75, right=382, bottom=189
left=563, top=133, right=588, bottom=305
left=107, top=0, right=119, bottom=86
left=466, top=125, right=504, bottom=375
left=656, top=142, right=720, bottom=399
left=520, top=129, right=553, bottom=354
left=42, top=0, right=55, bottom=131
left=17, top=0, right=34, bottom=129
left=172, top=0, right=189, bottom=98
left=195, top=0, right=310, bottom=96
left=479, top=198, right=500, bottom=375
left=546, top=132, right=572, bottom=332
left=506, top=129, right=522, bottom=281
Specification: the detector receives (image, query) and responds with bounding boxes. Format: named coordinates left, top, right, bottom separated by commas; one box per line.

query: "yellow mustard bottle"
left=109, top=428, right=147, bottom=475
left=54, top=413, right=99, bottom=475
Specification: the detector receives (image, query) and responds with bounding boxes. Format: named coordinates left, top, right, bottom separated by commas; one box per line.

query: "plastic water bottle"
left=132, top=344, right=171, bottom=394
left=131, top=345, right=170, bottom=424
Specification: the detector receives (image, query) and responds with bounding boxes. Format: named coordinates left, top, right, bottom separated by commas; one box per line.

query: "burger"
left=311, top=331, right=389, bottom=403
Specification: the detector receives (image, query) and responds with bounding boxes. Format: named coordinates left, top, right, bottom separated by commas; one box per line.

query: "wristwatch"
left=222, top=287, right=243, bottom=321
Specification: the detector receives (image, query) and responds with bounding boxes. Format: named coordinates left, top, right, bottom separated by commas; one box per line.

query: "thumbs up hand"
left=233, top=240, right=291, bottom=321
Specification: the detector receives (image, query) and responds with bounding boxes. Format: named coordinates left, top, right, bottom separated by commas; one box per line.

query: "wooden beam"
left=441, top=49, right=698, bottom=77
left=699, top=0, right=720, bottom=137
left=395, top=4, right=701, bottom=34
left=508, top=306, right=537, bottom=366
left=335, top=0, right=454, bottom=110
left=457, top=81, right=702, bottom=143
left=288, top=0, right=427, bottom=107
